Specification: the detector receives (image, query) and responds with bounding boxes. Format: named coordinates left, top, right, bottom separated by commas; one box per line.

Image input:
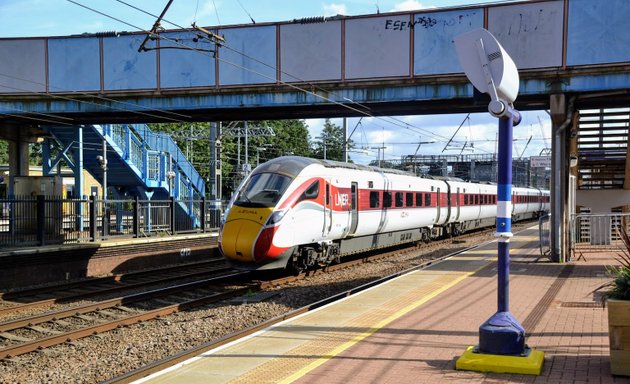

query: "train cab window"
left=383, top=192, right=392, bottom=208
left=424, top=193, right=431, bottom=207
left=416, top=193, right=423, bottom=207
left=406, top=193, right=413, bottom=207
left=234, top=172, right=292, bottom=208
left=369, top=191, right=380, bottom=208
left=395, top=192, right=404, bottom=207
left=297, top=180, right=319, bottom=203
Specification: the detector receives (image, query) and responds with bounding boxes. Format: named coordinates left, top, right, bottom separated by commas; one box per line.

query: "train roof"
left=253, top=156, right=414, bottom=178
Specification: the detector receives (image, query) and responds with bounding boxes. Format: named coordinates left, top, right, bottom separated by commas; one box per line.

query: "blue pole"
left=478, top=106, right=526, bottom=356
left=496, top=113, right=513, bottom=313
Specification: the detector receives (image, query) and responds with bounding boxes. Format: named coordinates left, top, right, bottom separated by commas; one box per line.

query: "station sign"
left=530, top=156, right=551, bottom=168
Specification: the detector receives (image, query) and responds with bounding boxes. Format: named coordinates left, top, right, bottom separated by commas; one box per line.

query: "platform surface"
left=137, top=227, right=622, bottom=383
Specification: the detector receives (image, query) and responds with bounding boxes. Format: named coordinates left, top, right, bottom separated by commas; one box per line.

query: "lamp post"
left=454, top=28, right=544, bottom=374
left=256, top=147, right=267, bottom=166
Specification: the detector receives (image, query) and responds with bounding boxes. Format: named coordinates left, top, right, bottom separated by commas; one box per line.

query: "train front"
left=218, top=157, right=311, bottom=270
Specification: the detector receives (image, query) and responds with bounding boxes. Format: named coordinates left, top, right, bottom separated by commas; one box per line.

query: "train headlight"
left=266, top=209, right=288, bottom=226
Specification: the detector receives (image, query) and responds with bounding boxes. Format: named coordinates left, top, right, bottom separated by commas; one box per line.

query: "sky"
left=0, top=0, right=551, bottom=165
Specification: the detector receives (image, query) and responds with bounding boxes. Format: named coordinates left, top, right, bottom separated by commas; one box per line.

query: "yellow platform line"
left=231, top=250, right=496, bottom=384
left=276, top=275, right=474, bottom=383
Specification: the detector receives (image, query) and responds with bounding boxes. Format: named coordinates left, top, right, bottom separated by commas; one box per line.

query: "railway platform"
left=0, top=232, right=219, bottom=290
left=136, top=226, right=622, bottom=383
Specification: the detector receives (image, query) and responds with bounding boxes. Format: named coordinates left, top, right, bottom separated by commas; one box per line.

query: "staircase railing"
left=131, top=124, right=205, bottom=196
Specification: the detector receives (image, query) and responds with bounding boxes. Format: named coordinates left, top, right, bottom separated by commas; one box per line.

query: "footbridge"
left=0, top=0, right=629, bottom=121
left=1, top=0, right=630, bottom=261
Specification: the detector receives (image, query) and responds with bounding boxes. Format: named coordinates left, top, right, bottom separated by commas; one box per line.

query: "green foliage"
left=0, top=140, right=7, bottom=164
left=604, top=227, right=630, bottom=301
left=0, top=141, right=40, bottom=166
left=311, top=119, right=353, bottom=161
left=149, top=119, right=313, bottom=199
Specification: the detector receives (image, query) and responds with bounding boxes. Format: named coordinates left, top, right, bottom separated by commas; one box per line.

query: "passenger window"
left=406, top=193, right=413, bottom=207
left=395, top=192, right=403, bottom=207
left=425, top=193, right=431, bottom=207
left=369, top=191, right=380, bottom=208
left=416, top=193, right=423, bottom=207
left=383, top=192, right=392, bottom=208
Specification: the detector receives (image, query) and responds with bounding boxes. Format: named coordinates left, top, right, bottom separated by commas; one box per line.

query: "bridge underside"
left=2, top=68, right=630, bottom=125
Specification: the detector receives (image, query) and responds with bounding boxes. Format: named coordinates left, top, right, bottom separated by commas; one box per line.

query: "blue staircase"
left=44, top=123, right=205, bottom=218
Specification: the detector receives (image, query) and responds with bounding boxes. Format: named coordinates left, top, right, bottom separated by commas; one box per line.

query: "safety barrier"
left=0, top=195, right=222, bottom=248
left=570, top=212, right=630, bottom=261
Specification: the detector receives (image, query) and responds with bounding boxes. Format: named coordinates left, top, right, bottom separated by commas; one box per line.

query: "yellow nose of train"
left=220, top=207, right=273, bottom=263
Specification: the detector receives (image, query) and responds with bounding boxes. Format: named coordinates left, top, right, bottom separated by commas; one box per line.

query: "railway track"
left=0, top=271, right=253, bottom=359
left=0, top=222, right=536, bottom=363
left=0, top=236, right=446, bottom=360
left=0, top=258, right=231, bottom=317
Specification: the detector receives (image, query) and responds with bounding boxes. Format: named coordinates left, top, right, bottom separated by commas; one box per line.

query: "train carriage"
left=219, top=156, right=549, bottom=272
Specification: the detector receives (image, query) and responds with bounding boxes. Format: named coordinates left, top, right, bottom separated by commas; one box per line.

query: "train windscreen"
left=234, top=172, right=293, bottom=208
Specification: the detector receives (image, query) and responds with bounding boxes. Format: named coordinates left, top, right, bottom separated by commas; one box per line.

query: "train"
left=218, top=156, right=549, bottom=272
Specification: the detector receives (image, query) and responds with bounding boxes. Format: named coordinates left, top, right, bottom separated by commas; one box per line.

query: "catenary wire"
left=107, top=0, right=462, bottom=144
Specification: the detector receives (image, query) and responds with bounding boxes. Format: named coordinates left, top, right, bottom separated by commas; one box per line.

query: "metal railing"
left=570, top=212, right=630, bottom=259
left=538, top=213, right=551, bottom=260
left=0, top=195, right=222, bottom=249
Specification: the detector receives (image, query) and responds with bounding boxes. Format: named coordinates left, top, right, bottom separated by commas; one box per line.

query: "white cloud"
left=390, top=1, right=428, bottom=12
left=323, top=3, right=347, bottom=17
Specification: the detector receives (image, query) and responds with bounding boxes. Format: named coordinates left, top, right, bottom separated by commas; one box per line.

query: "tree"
left=248, top=119, right=312, bottom=162
left=0, top=140, right=7, bottom=165
left=312, top=119, right=352, bottom=162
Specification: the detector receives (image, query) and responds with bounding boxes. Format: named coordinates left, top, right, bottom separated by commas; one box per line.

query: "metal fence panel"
left=0, top=196, right=221, bottom=248
left=570, top=212, right=630, bottom=259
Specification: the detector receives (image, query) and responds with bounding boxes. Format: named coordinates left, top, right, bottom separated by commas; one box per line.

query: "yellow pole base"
left=456, top=345, right=544, bottom=375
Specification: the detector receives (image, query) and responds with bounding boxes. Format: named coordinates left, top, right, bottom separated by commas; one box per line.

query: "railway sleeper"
left=0, top=332, right=32, bottom=342
left=26, top=326, right=62, bottom=335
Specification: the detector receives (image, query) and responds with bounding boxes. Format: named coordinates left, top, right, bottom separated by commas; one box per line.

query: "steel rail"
left=1, top=259, right=222, bottom=301
left=0, top=271, right=250, bottom=335
left=0, top=262, right=231, bottom=317
left=0, top=287, right=251, bottom=359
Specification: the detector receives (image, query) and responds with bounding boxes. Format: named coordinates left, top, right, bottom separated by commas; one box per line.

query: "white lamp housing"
left=454, top=28, right=519, bottom=106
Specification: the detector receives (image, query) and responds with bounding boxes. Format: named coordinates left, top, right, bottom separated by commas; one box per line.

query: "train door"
left=323, top=180, right=333, bottom=236
left=348, top=182, right=359, bottom=236
left=435, top=187, right=441, bottom=223
left=455, top=187, right=461, bottom=221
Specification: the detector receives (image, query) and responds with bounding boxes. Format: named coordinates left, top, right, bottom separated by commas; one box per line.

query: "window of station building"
left=416, top=192, right=423, bottom=207
left=383, top=191, right=392, bottom=208
left=424, top=193, right=431, bottom=207
left=406, top=192, right=413, bottom=207
left=369, top=191, right=380, bottom=208
left=395, top=192, right=404, bottom=207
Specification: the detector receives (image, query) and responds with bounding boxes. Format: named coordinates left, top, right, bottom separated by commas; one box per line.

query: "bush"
left=601, top=226, right=630, bottom=301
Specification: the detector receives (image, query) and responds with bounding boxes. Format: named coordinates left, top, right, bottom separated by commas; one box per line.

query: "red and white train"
left=219, top=156, right=549, bottom=271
